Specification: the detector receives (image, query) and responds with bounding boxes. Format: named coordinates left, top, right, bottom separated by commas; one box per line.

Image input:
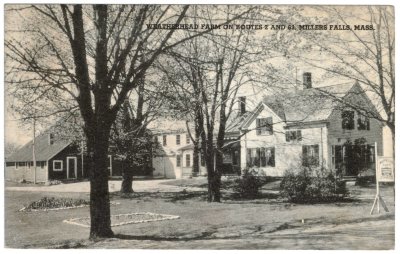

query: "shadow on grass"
left=110, top=191, right=209, bottom=203
left=113, top=230, right=217, bottom=242
left=111, top=189, right=368, bottom=208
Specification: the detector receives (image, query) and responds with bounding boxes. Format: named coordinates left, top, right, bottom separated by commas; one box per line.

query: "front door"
left=67, top=157, right=77, bottom=179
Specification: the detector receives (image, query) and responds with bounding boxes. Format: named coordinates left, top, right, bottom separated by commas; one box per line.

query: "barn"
left=5, top=132, right=86, bottom=183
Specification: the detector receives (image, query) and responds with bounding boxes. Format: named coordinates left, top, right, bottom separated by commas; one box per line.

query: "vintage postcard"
left=2, top=2, right=395, bottom=250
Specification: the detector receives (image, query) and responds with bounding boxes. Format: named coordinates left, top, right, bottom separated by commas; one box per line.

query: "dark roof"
left=263, top=82, right=355, bottom=123
left=6, top=132, right=71, bottom=162
left=241, top=82, right=357, bottom=129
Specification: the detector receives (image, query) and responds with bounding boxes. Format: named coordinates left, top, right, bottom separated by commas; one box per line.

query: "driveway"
left=5, top=179, right=205, bottom=193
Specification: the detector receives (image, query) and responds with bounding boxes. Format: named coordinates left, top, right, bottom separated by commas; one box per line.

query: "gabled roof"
left=225, top=111, right=252, bottom=134
left=177, top=144, right=194, bottom=151
left=241, top=82, right=361, bottom=129
left=6, top=132, right=71, bottom=162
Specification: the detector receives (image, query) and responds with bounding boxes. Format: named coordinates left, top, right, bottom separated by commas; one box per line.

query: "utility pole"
left=32, top=118, right=37, bottom=184
left=81, top=140, right=84, bottom=178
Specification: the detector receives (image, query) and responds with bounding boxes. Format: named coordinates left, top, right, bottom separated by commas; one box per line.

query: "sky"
left=2, top=4, right=395, bottom=149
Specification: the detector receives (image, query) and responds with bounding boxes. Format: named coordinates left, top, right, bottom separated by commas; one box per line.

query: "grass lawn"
left=4, top=180, right=395, bottom=249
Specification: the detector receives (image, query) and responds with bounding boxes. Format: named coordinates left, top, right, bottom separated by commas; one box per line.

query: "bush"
left=280, top=167, right=348, bottom=203
left=232, top=168, right=267, bottom=199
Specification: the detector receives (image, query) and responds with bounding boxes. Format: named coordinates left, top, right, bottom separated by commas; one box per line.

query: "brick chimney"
left=49, top=133, right=54, bottom=145
left=303, top=72, right=312, bottom=89
left=238, top=96, right=246, bottom=115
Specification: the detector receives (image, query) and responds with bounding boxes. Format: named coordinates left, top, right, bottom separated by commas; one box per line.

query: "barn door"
left=67, top=157, right=77, bottom=179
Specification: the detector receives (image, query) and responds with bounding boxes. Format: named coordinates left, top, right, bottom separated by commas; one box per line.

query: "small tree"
left=110, top=100, right=159, bottom=193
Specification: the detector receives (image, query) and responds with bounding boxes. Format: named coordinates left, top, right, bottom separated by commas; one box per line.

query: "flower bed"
left=63, top=212, right=180, bottom=228
left=19, top=197, right=119, bottom=212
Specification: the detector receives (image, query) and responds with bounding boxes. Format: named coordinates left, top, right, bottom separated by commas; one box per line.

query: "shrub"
left=232, top=168, right=266, bottom=199
left=280, top=167, right=348, bottom=203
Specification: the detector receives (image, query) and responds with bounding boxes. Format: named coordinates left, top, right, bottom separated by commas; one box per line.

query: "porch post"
left=32, top=118, right=37, bottom=184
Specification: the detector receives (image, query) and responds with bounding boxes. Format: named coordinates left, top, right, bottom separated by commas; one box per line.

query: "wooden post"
left=370, top=142, right=389, bottom=214
left=32, top=118, right=37, bottom=184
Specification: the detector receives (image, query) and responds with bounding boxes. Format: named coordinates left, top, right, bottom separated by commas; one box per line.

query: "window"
left=154, top=136, right=158, bottom=143
left=256, top=117, right=273, bottom=135
left=163, top=135, right=167, bottom=146
left=265, top=147, right=275, bottom=167
left=342, top=111, right=355, bottom=130
left=302, top=145, right=319, bottom=166
left=246, top=147, right=275, bottom=167
left=303, top=72, right=312, bottom=88
left=357, top=114, right=370, bottom=130
left=176, top=135, right=181, bottom=145
left=186, top=134, right=190, bottom=144
left=285, top=130, right=302, bottom=142
left=176, top=155, right=181, bottom=167
left=53, top=160, right=63, bottom=171
left=186, top=154, right=191, bottom=167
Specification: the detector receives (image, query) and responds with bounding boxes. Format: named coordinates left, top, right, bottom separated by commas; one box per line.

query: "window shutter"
left=314, top=145, right=320, bottom=165
left=256, top=148, right=261, bottom=167
left=302, top=146, right=307, bottom=166
left=267, top=117, right=273, bottom=134
left=342, top=112, right=346, bottom=129
left=270, top=147, right=275, bottom=167
left=246, top=149, right=252, bottom=167
left=285, top=131, right=290, bottom=142
left=297, top=130, right=302, bottom=141
left=350, top=112, right=355, bottom=129
left=256, top=119, right=261, bottom=135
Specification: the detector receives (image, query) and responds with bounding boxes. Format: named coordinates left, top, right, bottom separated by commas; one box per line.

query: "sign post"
left=370, top=142, right=393, bottom=214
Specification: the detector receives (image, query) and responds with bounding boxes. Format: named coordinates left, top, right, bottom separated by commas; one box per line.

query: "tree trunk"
left=120, top=161, right=134, bottom=194
left=213, top=149, right=223, bottom=202
left=204, top=142, right=221, bottom=202
left=192, top=144, right=200, bottom=176
left=87, top=132, right=114, bottom=239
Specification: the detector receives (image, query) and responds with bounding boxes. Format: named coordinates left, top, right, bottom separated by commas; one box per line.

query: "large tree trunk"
left=87, top=130, right=114, bottom=239
left=204, top=140, right=221, bottom=202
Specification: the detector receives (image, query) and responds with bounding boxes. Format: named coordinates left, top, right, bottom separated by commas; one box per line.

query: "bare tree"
left=5, top=4, right=195, bottom=239
left=5, top=4, right=258, bottom=237
left=158, top=6, right=271, bottom=202
left=286, top=6, right=395, bottom=159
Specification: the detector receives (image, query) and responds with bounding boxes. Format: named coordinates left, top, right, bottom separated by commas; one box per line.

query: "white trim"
left=53, top=160, right=63, bottom=172
left=66, top=157, right=78, bottom=179
left=46, top=160, right=49, bottom=181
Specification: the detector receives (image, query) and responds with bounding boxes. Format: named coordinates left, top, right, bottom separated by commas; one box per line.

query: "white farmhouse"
left=238, top=74, right=383, bottom=176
